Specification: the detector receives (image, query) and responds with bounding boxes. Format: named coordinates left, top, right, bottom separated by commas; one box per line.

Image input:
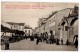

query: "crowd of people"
left=35, top=32, right=61, bottom=45
left=35, top=31, right=78, bottom=48
left=1, top=31, right=78, bottom=50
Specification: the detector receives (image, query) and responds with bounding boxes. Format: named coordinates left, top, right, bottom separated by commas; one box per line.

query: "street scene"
left=1, top=2, right=78, bottom=51
left=1, top=39, right=77, bottom=51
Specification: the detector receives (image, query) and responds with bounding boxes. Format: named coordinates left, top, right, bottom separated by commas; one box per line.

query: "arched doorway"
left=69, top=18, right=78, bottom=44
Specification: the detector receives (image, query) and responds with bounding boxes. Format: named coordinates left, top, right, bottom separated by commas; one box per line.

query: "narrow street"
left=1, top=39, right=78, bottom=51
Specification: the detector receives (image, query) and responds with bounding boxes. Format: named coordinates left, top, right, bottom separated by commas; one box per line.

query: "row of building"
left=33, top=5, right=78, bottom=44
left=1, top=21, right=33, bottom=37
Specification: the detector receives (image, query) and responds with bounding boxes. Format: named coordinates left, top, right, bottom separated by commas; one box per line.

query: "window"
left=25, top=30, right=27, bottom=33
left=11, top=26, right=12, bottom=29
left=65, top=26, right=68, bottom=31
left=28, top=30, right=30, bottom=33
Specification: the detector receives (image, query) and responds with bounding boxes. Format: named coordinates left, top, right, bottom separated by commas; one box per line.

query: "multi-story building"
left=24, top=26, right=33, bottom=36
left=42, top=9, right=70, bottom=37
left=7, top=22, right=25, bottom=31
left=1, top=21, right=33, bottom=37
left=54, top=8, right=73, bottom=39
left=19, top=23, right=25, bottom=31
left=1, top=22, right=25, bottom=37
left=38, top=18, right=47, bottom=27
left=38, top=18, right=47, bottom=34
left=33, top=5, right=78, bottom=45
left=58, top=5, right=78, bottom=44
left=45, top=12, right=56, bottom=36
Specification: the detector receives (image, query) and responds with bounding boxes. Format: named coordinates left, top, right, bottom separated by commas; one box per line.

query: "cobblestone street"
left=1, top=39, right=78, bottom=51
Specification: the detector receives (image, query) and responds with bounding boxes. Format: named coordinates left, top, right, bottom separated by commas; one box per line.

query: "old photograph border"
left=0, top=0, right=80, bottom=52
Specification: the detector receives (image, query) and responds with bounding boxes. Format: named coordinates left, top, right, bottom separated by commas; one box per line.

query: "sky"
left=1, top=2, right=78, bottom=29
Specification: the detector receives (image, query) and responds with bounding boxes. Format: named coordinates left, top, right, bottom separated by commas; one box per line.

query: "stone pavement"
left=1, top=39, right=78, bottom=51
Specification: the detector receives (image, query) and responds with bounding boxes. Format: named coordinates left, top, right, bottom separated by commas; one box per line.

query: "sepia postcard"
left=1, top=2, right=79, bottom=51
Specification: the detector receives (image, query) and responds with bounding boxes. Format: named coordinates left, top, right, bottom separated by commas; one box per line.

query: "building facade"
left=58, top=5, right=78, bottom=44
left=1, top=22, right=27, bottom=37
left=54, top=8, right=73, bottom=39
left=33, top=5, right=78, bottom=45
left=45, top=12, right=56, bottom=36
left=24, top=26, right=33, bottom=36
left=38, top=18, right=47, bottom=27
left=7, top=22, right=25, bottom=31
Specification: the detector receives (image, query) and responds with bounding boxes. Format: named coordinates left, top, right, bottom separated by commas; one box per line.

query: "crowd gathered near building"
left=33, top=5, right=78, bottom=48
left=1, top=5, right=78, bottom=50
left=1, top=21, right=33, bottom=49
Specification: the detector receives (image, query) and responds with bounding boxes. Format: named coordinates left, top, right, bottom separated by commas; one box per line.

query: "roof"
left=7, top=22, right=25, bottom=26
left=7, top=22, right=19, bottom=25
left=47, top=11, right=58, bottom=19
left=47, top=8, right=73, bottom=20
left=24, top=26, right=32, bottom=29
left=19, top=23, right=25, bottom=26
left=39, top=18, right=48, bottom=20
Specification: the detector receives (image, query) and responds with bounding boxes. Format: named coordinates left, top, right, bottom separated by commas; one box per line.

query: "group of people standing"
left=36, top=32, right=61, bottom=45
left=35, top=31, right=78, bottom=48
left=2, top=31, right=78, bottom=50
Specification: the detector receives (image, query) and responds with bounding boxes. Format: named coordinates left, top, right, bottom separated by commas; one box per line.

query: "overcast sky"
left=1, top=2, right=78, bottom=29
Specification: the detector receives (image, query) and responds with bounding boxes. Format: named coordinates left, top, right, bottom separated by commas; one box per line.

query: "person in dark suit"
left=5, top=38, right=9, bottom=50
left=36, top=35, right=40, bottom=45
left=56, top=38, right=60, bottom=45
left=74, top=37, right=78, bottom=48
left=61, top=38, right=63, bottom=45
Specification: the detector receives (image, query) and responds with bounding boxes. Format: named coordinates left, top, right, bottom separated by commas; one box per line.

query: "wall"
left=19, top=26, right=24, bottom=31
left=63, top=23, right=68, bottom=44
left=39, top=25, right=45, bottom=34
left=24, top=28, right=33, bottom=36
left=45, top=15, right=55, bottom=36
left=11, top=25, right=19, bottom=30
left=55, top=8, right=72, bottom=38
left=69, top=19, right=78, bottom=43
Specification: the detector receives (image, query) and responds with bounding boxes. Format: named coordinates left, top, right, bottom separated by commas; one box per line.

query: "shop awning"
left=1, top=25, right=13, bottom=33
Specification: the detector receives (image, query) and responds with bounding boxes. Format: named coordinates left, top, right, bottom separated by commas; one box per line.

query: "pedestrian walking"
left=50, top=35, right=54, bottom=44
left=45, top=32, right=48, bottom=43
left=61, top=38, right=63, bottom=45
left=66, top=39, right=70, bottom=46
left=5, top=38, right=9, bottom=50
left=43, top=33, right=45, bottom=42
left=74, top=37, right=78, bottom=48
left=36, top=36, right=40, bottom=45
left=41, top=33, right=43, bottom=42
left=56, top=38, right=60, bottom=45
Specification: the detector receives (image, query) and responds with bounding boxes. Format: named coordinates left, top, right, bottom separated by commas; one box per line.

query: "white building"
left=7, top=22, right=25, bottom=31
left=38, top=18, right=47, bottom=26
left=45, top=12, right=56, bottom=36
left=1, top=22, right=25, bottom=37
left=24, top=26, right=33, bottom=36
